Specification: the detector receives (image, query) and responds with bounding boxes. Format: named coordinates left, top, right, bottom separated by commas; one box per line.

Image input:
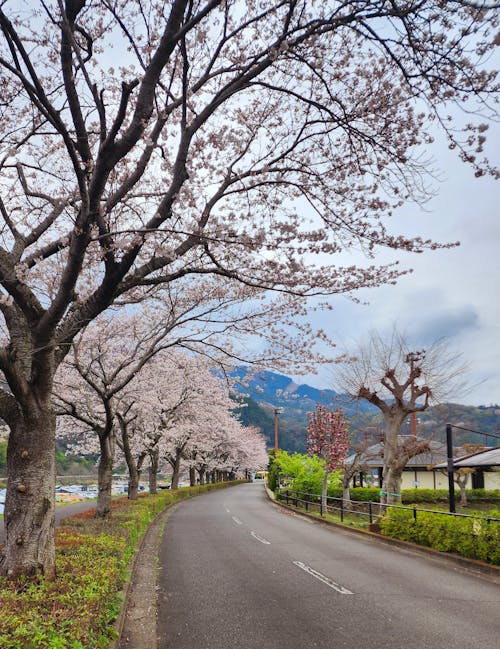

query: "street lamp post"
left=274, top=408, right=283, bottom=457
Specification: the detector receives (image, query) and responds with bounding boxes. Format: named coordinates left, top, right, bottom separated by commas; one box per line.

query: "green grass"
left=0, top=481, right=245, bottom=649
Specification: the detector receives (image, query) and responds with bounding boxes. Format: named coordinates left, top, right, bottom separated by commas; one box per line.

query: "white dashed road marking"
left=232, top=516, right=243, bottom=525
left=251, top=531, right=271, bottom=545
left=293, top=561, right=353, bottom=595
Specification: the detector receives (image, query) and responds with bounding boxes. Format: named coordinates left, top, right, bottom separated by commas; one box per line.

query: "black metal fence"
left=278, top=489, right=500, bottom=526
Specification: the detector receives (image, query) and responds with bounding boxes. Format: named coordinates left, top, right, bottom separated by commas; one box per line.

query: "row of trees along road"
left=0, top=1, right=498, bottom=578
left=53, top=308, right=269, bottom=518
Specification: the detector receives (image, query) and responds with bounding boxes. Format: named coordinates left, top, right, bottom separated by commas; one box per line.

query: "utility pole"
left=406, top=350, right=425, bottom=435
left=274, top=408, right=283, bottom=457
left=446, top=423, right=456, bottom=513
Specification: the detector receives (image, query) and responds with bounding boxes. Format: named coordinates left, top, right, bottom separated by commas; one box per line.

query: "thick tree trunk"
left=127, top=455, right=145, bottom=501
left=96, top=431, right=115, bottom=518
left=189, top=466, right=196, bottom=487
left=148, top=448, right=159, bottom=495
left=1, top=405, right=56, bottom=579
left=381, top=465, right=403, bottom=505
left=128, top=468, right=139, bottom=500
left=170, top=449, right=182, bottom=489
left=381, top=414, right=405, bottom=505
left=198, top=467, right=206, bottom=485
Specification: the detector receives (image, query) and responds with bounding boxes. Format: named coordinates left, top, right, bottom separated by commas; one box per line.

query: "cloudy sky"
left=292, top=125, right=499, bottom=407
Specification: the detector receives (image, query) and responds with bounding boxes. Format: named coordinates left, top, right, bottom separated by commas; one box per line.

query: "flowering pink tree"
left=307, top=406, right=350, bottom=514
left=0, top=1, right=498, bottom=578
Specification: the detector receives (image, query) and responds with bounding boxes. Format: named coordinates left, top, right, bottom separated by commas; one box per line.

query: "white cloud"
left=292, top=127, right=500, bottom=407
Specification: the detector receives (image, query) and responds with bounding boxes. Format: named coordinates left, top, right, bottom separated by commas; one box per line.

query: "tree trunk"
left=1, top=405, right=56, bottom=579
left=381, top=465, right=403, bottom=505
left=170, top=449, right=182, bottom=489
left=96, top=431, right=115, bottom=518
left=128, top=467, right=139, bottom=500
left=321, top=467, right=328, bottom=515
left=459, top=484, right=468, bottom=507
left=118, top=416, right=140, bottom=500
left=198, top=467, right=206, bottom=485
left=455, top=472, right=469, bottom=507
left=381, top=414, right=405, bottom=505
left=148, top=448, right=159, bottom=495
left=189, top=466, right=196, bottom=487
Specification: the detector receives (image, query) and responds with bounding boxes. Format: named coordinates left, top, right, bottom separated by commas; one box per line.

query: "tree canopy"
left=0, top=0, right=498, bottom=578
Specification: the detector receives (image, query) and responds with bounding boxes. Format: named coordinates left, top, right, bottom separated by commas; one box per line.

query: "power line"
left=447, top=423, right=500, bottom=442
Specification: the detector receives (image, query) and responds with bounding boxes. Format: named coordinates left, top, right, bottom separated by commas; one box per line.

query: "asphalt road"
left=158, top=482, right=500, bottom=649
left=0, top=499, right=99, bottom=544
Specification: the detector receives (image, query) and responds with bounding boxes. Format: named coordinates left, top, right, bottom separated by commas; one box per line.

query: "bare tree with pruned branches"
left=335, top=328, right=468, bottom=504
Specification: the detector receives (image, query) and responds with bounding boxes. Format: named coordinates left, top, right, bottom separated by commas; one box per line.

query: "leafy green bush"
left=401, top=488, right=500, bottom=504
left=401, top=489, right=449, bottom=503
left=379, top=506, right=500, bottom=565
left=267, top=454, right=280, bottom=492
left=327, top=487, right=381, bottom=502
left=0, top=481, right=245, bottom=648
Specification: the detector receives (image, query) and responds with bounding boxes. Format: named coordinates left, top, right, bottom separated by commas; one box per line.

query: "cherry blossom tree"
left=117, top=355, right=267, bottom=486
left=54, top=309, right=180, bottom=516
left=0, top=1, right=498, bottom=577
left=307, top=405, right=350, bottom=514
left=335, top=328, right=468, bottom=504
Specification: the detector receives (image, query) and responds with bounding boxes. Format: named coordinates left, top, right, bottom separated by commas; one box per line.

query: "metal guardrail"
left=278, top=489, right=500, bottom=526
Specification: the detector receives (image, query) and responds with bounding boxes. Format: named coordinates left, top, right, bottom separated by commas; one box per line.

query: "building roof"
left=433, top=446, right=500, bottom=469
left=345, top=437, right=451, bottom=468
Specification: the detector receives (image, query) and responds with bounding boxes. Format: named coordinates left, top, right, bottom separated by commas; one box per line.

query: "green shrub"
left=401, top=489, right=449, bottom=503
left=379, top=506, right=500, bottom=565
left=267, top=456, right=280, bottom=491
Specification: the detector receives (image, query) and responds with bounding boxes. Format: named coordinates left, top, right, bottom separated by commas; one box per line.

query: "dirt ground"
left=116, top=504, right=180, bottom=649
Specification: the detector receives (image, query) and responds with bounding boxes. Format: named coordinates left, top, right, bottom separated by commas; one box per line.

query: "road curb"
left=111, top=481, right=249, bottom=648
left=265, top=486, right=500, bottom=584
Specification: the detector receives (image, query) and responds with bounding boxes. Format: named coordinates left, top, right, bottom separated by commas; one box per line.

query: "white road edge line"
left=251, top=531, right=271, bottom=545
left=293, top=561, right=353, bottom=595
left=232, top=516, right=243, bottom=525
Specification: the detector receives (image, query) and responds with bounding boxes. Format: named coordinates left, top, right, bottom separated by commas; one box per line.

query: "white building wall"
left=400, top=469, right=500, bottom=491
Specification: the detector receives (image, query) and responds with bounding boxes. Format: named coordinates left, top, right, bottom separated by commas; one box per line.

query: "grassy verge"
left=0, top=481, right=245, bottom=649
left=277, top=495, right=500, bottom=564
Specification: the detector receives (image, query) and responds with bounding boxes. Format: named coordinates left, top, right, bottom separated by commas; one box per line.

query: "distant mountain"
left=231, top=368, right=500, bottom=454
left=230, top=367, right=373, bottom=412
left=231, top=368, right=375, bottom=453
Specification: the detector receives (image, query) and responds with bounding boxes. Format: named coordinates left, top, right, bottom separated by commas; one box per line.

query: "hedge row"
left=325, top=487, right=500, bottom=504
left=379, top=507, right=500, bottom=565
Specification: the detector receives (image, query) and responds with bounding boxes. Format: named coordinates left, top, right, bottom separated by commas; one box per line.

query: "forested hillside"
left=232, top=369, right=500, bottom=453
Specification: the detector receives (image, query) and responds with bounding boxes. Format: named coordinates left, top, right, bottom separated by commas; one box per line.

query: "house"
left=433, top=446, right=500, bottom=490
left=345, top=437, right=500, bottom=491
